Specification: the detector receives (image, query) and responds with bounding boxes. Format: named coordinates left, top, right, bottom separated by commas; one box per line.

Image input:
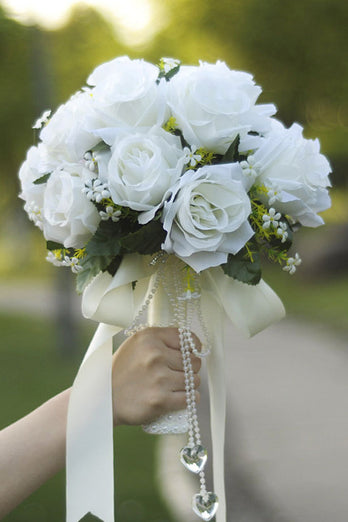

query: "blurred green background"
left=0, top=0, right=347, bottom=521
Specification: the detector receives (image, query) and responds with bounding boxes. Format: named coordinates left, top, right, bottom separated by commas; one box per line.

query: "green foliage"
left=85, top=220, right=122, bottom=258
left=75, top=219, right=125, bottom=293
left=46, top=240, right=64, bottom=251
left=220, top=135, right=241, bottom=164
left=147, top=0, right=348, bottom=185
left=157, top=58, right=181, bottom=82
left=0, top=8, right=36, bottom=212
left=92, top=141, right=110, bottom=153
left=120, top=220, right=166, bottom=255
left=172, top=127, right=190, bottom=149
left=163, top=116, right=178, bottom=133
left=76, top=255, right=113, bottom=294
left=0, top=4, right=127, bottom=218
left=46, top=5, right=128, bottom=104
left=222, top=247, right=262, bottom=285
left=74, top=218, right=165, bottom=293
left=33, top=173, right=51, bottom=184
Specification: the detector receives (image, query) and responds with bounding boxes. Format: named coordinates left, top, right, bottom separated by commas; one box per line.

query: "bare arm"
left=0, top=327, right=201, bottom=518
left=0, top=388, right=70, bottom=518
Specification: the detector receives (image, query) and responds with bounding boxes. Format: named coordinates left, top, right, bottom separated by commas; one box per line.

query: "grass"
left=263, top=268, right=348, bottom=334
left=0, top=313, right=174, bottom=522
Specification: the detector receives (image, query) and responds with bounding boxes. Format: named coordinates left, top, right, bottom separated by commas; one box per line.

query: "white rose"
left=100, top=126, right=185, bottom=222
left=167, top=61, right=276, bottom=154
left=43, top=166, right=100, bottom=248
left=19, top=144, right=49, bottom=230
left=162, top=163, right=254, bottom=272
left=87, top=56, right=168, bottom=127
left=40, top=90, right=101, bottom=163
left=19, top=145, right=44, bottom=196
left=254, top=121, right=331, bottom=226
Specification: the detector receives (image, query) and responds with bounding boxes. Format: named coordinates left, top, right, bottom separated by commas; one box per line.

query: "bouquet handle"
left=142, top=276, right=189, bottom=435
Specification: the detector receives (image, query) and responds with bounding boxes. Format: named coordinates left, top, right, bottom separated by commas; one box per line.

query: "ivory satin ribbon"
left=66, top=254, right=285, bottom=522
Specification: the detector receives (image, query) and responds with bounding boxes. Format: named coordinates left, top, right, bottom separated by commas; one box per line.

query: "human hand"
left=112, top=327, right=202, bottom=426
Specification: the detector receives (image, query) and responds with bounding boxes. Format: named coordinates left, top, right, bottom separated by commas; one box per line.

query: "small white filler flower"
left=283, top=253, right=302, bottom=274
left=183, top=145, right=202, bottom=167
left=267, top=188, right=280, bottom=206
left=32, top=110, right=51, bottom=130
left=83, top=151, right=98, bottom=172
left=276, top=222, right=289, bottom=243
left=99, top=206, right=122, bottom=222
left=62, top=256, right=84, bottom=274
left=82, top=179, right=111, bottom=203
left=240, top=155, right=260, bottom=180
left=262, top=207, right=281, bottom=230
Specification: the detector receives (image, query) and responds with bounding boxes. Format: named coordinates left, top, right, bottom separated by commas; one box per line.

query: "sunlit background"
left=1, top=0, right=162, bottom=43
left=0, top=0, right=347, bottom=521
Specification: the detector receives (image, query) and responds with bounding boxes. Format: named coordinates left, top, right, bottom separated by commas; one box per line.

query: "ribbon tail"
left=66, top=323, right=120, bottom=522
left=202, top=292, right=227, bottom=522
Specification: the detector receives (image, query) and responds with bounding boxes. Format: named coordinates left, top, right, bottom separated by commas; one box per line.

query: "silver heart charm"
left=180, top=444, right=208, bottom=473
left=192, top=492, right=219, bottom=521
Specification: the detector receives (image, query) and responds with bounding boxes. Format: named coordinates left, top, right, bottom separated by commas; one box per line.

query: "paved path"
left=1, top=283, right=348, bottom=521
left=0, top=280, right=82, bottom=318
left=157, top=319, right=348, bottom=522
left=225, top=319, right=348, bottom=522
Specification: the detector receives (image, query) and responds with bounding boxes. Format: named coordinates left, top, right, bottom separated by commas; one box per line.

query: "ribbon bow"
left=66, top=254, right=285, bottom=522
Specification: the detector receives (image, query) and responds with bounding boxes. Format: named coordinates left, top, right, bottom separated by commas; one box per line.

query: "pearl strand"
left=124, top=252, right=167, bottom=337
left=126, top=254, right=218, bottom=519
left=163, top=260, right=218, bottom=519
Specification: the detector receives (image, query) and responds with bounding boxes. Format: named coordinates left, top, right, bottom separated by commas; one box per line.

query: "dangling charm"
left=193, top=492, right=219, bottom=521
left=180, top=444, right=208, bottom=474
left=168, top=262, right=219, bottom=521
left=130, top=255, right=219, bottom=519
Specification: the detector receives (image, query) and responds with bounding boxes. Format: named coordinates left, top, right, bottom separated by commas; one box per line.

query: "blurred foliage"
left=145, top=0, right=348, bottom=182
left=265, top=266, right=348, bottom=333
left=0, top=6, right=33, bottom=212
left=0, top=313, right=173, bottom=522
left=0, top=0, right=347, bottom=220
left=0, top=4, right=127, bottom=215
left=46, top=6, right=127, bottom=104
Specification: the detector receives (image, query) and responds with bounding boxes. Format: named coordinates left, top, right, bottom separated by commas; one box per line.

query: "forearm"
left=0, top=328, right=201, bottom=518
left=0, top=388, right=70, bottom=518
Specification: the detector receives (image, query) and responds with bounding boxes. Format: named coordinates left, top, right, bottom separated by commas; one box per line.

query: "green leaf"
left=75, top=254, right=113, bottom=294
left=220, top=135, right=240, bottom=163
left=106, top=255, right=123, bottom=277
left=76, top=266, right=97, bottom=294
left=91, top=141, right=110, bottom=153
left=34, top=173, right=51, bottom=185
left=85, top=220, right=122, bottom=257
left=46, top=240, right=64, bottom=251
left=157, top=63, right=181, bottom=83
left=120, top=220, right=166, bottom=255
left=164, top=64, right=181, bottom=81
left=173, top=128, right=190, bottom=149
left=222, top=248, right=262, bottom=285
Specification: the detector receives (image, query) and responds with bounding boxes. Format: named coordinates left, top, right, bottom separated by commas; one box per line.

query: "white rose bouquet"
left=19, top=56, right=331, bottom=522
left=20, top=57, right=331, bottom=289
